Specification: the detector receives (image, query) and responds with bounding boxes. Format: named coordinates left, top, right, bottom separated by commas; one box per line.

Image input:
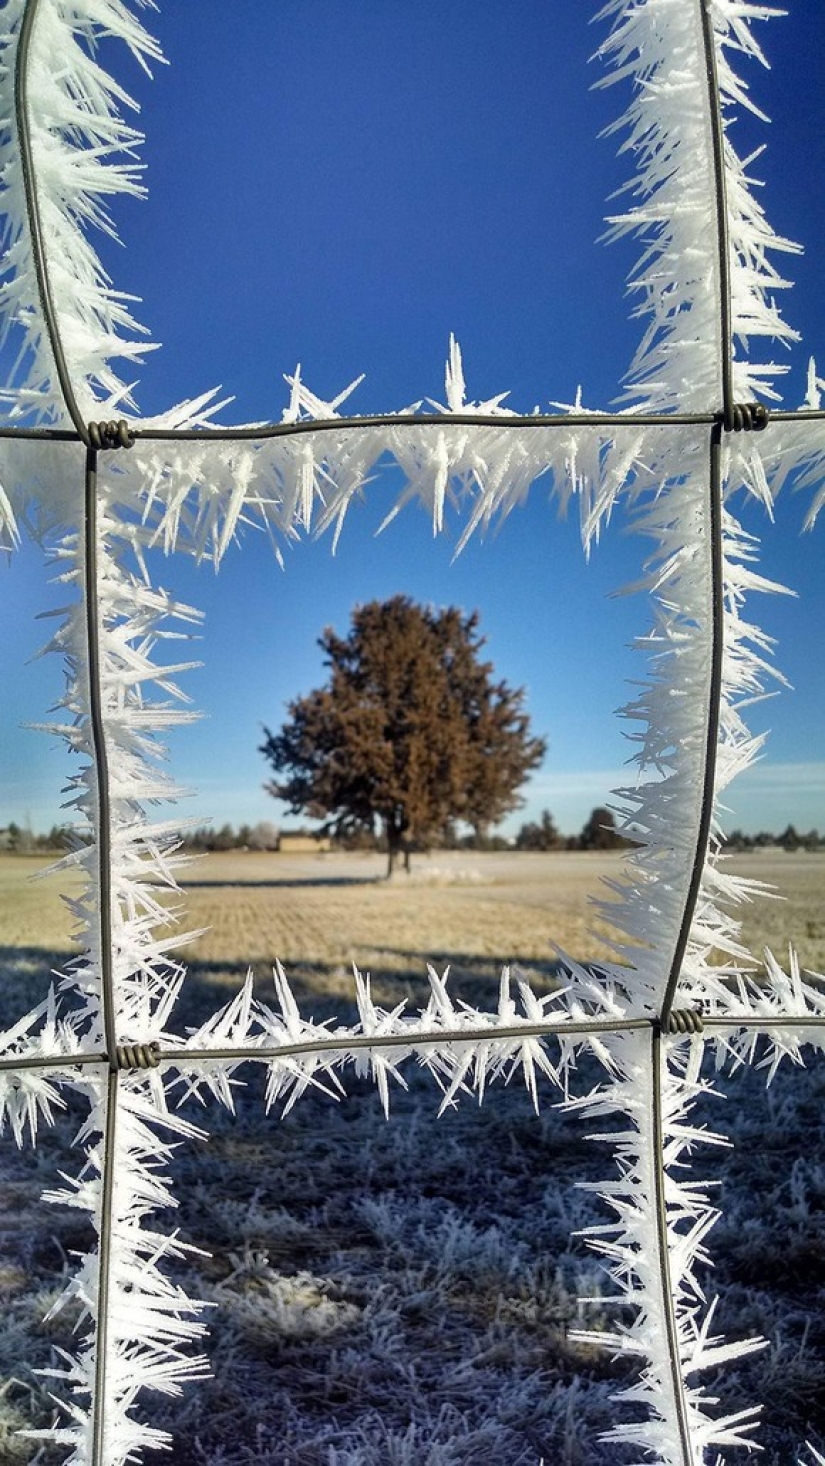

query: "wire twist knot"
left=724, top=402, right=770, bottom=433
left=113, top=1042, right=161, bottom=1071
left=87, top=419, right=134, bottom=451
left=662, top=1009, right=706, bottom=1035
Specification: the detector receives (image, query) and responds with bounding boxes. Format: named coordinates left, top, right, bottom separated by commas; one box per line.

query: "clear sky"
left=1, top=1, right=824, bottom=840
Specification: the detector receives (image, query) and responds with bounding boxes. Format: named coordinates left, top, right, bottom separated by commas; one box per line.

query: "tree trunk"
left=386, top=840, right=414, bottom=875
left=385, top=818, right=408, bottom=878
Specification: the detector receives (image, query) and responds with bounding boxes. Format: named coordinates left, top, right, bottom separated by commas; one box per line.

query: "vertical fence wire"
left=652, top=9, right=737, bottom=1450
left=83, top=448, right=119, bottom=1066
left=15, top=5, right=122, bottom=1452
left=699, top=0, right=735, bottom=433
left=14, top=0, right=90, bottom=444
left=652, top=429, right=726, bottom=1466
left=3, top=2, right=813, bottom=1463
left=660, top=0, right=733, bottom=1033
left=92, top=1069, right=121, bottom=1466
left=651, top=1025, right=694, bottom=1462
left=659, top=421, right=725, bottom=1031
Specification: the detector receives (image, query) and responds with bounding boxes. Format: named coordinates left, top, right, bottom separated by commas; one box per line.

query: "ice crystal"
left=0, top=0, right=823, bottom=1462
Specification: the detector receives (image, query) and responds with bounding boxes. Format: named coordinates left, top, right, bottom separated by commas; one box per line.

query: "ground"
left=5, top=847, right=824, bottom=990
left=0, top=850, right=822, bottom=1463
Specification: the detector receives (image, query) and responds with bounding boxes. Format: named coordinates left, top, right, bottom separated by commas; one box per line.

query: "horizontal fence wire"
left=4, top=1010, right=825, bottom=1079
left=2, top=406, right=825, bottom=444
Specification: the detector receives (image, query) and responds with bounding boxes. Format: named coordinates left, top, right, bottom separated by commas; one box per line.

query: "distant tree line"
left=174, top=813, right=824, bottom=855
left=3, top=814, right=822, bottom=856
left=0, top=822, right=75, bottom=853
left=175, top=808, right=635, bottom=855
left=513, top=806, right=636, bottom=851
left=723, top=824, right=824, bottom=852
left=508, top=812, right=824, bottom=852
left=181, top=822, right=281, bottom=852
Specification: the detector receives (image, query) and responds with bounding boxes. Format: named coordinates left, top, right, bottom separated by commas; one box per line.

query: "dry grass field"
left=0, top=849, right=823, bottom=1463
left=2, top=847, right=823, bottom=1000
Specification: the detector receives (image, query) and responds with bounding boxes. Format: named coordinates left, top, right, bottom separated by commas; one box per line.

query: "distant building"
left=278, top=831, right=331, bottom=854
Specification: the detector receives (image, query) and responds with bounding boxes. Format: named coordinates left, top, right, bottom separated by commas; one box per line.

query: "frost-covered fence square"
left=0, top=1, right=824, bottom=1463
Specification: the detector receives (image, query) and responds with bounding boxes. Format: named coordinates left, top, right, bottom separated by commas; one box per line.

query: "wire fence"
left=1, top=1, right=824, bottom=1464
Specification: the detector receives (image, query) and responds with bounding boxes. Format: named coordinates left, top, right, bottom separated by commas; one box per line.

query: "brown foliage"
left=260, top=597, right=546, bottom=874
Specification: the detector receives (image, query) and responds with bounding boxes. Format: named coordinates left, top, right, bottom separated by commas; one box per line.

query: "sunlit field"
left=0, top=850, right=823, bottom=1462
left=4, top=846, right=825, bottom=981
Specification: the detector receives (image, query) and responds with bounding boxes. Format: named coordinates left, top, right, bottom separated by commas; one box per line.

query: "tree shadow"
left=0, top=944, right=77, bottom=1029
left=178, top=875, right=382, bottom=890
left=0, top=945, right=577, bottom=1036
left=168, top=953, right=572, bottom=1035
left=1, top=952, right=823, bottom=1463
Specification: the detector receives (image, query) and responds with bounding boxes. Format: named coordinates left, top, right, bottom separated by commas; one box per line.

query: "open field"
left=0, top=851, right=823, bottom=1462
left=2, top=848, right=824, bottom=995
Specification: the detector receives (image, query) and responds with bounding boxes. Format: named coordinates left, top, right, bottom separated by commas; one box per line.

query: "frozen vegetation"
left=0, top=0, right=823, bottom=1462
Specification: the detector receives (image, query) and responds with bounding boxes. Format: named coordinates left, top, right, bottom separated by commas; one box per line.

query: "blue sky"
left=1, top=1, right=824, bottom=839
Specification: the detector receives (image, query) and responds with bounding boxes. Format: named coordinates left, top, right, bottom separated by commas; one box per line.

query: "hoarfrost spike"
left=0, top=0, right=823, bottom=1462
